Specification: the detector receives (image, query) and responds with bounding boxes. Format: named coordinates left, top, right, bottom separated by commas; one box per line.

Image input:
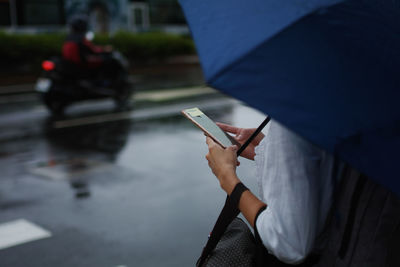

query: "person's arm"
left=84, top=39, right=105, bottom=54
left=238, top=190, right=266, bottom=227
left=81, top=39, right=106, bottom=67
left=205, top=137, right=265, bottom=227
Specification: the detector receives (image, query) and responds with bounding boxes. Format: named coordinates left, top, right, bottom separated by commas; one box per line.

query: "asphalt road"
left=0, top=87, right=266, bottom=267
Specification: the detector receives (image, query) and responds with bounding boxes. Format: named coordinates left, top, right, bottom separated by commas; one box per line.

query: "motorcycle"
left=35, top=51, right=134, bottom=116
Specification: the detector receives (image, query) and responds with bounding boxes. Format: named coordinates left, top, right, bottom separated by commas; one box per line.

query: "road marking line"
left=0, top=84, right=34, bottom=94
left=52, top=98, right=237, bottom=128
left=0, top=219, right=52, bottom=250
left=134, top=87, right=215, bottom=101
left=54, top=111, right=133, bottom=128
left=0, top=93, right=37, bottom=104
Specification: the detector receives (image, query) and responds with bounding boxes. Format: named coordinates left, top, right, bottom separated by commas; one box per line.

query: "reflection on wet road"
left=0, top=93, right=266, bottom=266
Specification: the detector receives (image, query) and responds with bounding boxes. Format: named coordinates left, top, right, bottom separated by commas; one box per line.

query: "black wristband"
left=229, top=182, right=249, bottom=209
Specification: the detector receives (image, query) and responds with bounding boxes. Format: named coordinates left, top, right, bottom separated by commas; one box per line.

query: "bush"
left=0, top=31, right=196, bottom=72
left=0, top=32, right=65, bottom=71
left=106, top=31, right=195, bottom=63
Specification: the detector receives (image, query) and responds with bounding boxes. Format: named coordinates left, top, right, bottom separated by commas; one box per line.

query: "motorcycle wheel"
left=114, top=95, right=131, bottom=111
left=114, top=83, right=133, bottom=111
left=42, top=93, right=66, bottom=116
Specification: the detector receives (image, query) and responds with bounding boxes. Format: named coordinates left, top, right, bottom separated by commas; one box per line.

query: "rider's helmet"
left=68, top=15, right=89, bottom=34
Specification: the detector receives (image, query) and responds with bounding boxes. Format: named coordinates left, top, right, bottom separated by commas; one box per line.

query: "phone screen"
left=182, top=107, right=241, bottom=149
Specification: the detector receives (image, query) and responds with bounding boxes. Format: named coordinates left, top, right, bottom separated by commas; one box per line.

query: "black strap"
left=197, top=116, right=270, bottom=267
left=338, top=173, right=367, bottom=259
left=237, top=116, right=270, bottom=156
left=197, top=183, right=249, bottom=266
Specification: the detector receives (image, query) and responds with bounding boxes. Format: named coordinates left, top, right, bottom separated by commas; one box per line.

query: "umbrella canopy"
left=179, top=0, right=400, bottom=195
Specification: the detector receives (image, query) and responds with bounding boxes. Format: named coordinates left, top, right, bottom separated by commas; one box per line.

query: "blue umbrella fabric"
left=179, top=0, right=400, bottom=195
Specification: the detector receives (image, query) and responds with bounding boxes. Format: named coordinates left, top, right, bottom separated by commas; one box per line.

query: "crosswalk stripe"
left=0, top=219, right=52, bottom=250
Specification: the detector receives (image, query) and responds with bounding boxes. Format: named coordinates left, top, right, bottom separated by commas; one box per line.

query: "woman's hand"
left=216, top=123, right=265, bottom=160
left=206, top=136, right=267, bottom=227
left=205, top=137, right=241, bottom=195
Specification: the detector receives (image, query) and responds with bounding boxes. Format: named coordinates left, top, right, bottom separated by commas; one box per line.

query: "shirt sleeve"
left=254, top=121, right=323, bottom=264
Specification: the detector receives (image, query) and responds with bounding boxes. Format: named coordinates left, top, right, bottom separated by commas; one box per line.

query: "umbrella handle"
left=236, top=116, right=271, bottom=157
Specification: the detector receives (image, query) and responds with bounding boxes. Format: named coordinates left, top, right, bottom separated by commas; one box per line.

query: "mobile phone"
left=181, top=107, right=241, bottom=149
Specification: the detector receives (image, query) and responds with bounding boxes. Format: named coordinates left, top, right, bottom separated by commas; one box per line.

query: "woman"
left=205, top=119, right=342, bottom=264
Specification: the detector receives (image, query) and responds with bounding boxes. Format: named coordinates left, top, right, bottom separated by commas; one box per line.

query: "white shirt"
left=254, top=120, right=341, bottom=264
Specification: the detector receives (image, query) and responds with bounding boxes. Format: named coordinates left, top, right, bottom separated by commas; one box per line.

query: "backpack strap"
left=338, top=173, right=367, bottom=259
left=197, top=183, right=249, bottom=267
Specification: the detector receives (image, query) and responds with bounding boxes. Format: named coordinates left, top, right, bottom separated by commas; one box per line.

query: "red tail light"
left=42, top=60, right=55, bottom=71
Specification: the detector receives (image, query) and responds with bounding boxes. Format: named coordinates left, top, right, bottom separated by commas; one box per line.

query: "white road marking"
left=0, top=93, right=37, bottom=104
left=53, top=98, right=237, bottom=129
left=0, top=84, right=34, bottom=94
left=0, top=219, right=52, bottom=250
left=134, top=87, right=215, bottom=101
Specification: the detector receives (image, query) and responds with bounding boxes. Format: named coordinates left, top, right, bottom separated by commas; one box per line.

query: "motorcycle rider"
left=62, top=15, right=118, bottom=79
left=36, top=15, right=132, bottom=116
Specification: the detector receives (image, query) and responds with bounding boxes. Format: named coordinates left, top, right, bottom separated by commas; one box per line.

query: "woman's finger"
left=206, top=136, right=216, bottom=147
left=216, top=122, right=239, bottom=134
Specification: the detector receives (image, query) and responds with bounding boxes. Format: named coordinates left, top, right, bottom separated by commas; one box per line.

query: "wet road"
left=0, top=76, right=266, bottom=267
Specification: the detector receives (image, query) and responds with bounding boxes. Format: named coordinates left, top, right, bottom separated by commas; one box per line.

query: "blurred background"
left=0, top=1, right=266, bottom=266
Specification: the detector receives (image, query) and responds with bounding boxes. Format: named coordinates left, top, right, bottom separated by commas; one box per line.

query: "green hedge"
left=0, top=32, right=65, bottom=71
left=0, top=31, right=196, bottom=72
left=95, top=32, right=195, bottom=63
